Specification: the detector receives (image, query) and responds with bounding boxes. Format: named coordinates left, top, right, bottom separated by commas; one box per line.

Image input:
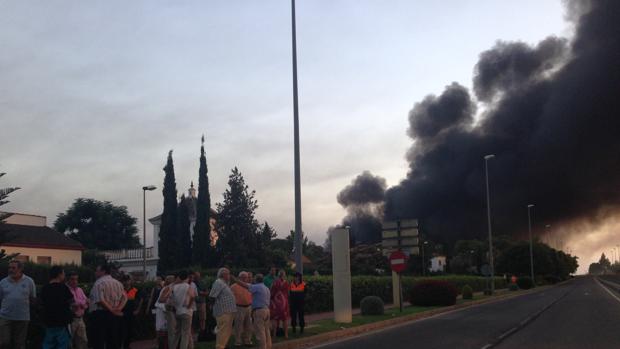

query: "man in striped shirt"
left=89, top=264, right=127, bottom=349
left=209, top=268, right=237, bottom=349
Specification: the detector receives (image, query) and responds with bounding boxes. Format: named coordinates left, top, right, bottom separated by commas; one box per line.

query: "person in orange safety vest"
left=289, top=272, right=306, bottom=334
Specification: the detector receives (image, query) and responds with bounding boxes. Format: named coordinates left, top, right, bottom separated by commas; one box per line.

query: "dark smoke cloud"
left=336, top=171, right=386, bottom=244
left=383, top=0, right=620, bottom=244
left=408, top=82, right=476, bottom=139
left=473, top=37, right=568, bottom=102
left=337, top=171, right=387, bottom=206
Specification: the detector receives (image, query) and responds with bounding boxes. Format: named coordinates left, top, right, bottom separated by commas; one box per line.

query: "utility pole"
left=528, top=204, right=535, bottom=285
left=484, top=154, right=495, bottom=294
left=291, top=0, right=303, bottom=274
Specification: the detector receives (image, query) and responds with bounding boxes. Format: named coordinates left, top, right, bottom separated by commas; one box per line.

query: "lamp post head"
left=528, top=204, right=535, bottom=208
left=143, top=185, right=157, bottom=191
left=484, top=154, right=495, bottom=160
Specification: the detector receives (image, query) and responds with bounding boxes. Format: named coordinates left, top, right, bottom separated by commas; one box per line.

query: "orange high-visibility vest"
left=126, top=287, right=138, bottom=300
left=290, top=281, right=305, bottom=292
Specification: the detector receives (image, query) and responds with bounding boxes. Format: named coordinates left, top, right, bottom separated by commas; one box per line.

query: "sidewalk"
left=132, top=303, right=401, bottom=349
left=133, top=292, right=487, bottom=349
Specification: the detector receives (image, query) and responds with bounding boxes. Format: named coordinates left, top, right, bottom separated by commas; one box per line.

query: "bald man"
left=230, top=271, right=253, bottom=346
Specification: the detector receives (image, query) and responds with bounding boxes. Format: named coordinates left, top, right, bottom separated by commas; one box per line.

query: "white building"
left=103, top=183, right=217, bottom=279
left=429, top=255, right=447, bottom=273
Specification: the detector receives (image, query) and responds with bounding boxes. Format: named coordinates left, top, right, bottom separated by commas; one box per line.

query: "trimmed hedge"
left=408, top=280, right=458, bottom=306
left=517, top=276, right=534, bottom=290
left=0, top=261, right=96, bottom=284
left=360, top=296, right=385, bottom=315
left=462, top=285, right=473, bottom=300
left=302, top=275, right=507, bottom=314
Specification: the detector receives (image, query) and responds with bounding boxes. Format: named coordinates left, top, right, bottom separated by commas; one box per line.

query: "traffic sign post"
left=390, top=250, right=408, bottom=312
left=382, top=219, right=419, bottom=312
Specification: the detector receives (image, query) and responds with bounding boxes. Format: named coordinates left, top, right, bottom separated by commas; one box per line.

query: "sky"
left=0, top=1, right=569, bottom=248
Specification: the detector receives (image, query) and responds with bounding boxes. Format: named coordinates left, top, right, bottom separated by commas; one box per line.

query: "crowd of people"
left=154, top=266, right=307, bottom=349
left=0, top=259, right=307, bottom=349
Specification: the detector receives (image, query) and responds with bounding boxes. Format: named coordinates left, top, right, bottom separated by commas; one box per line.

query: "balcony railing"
left=102, top=247, right=154, bottom=261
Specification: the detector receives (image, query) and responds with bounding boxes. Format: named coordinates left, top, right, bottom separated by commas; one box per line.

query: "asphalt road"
left=312, top=276, right=620, bottom=349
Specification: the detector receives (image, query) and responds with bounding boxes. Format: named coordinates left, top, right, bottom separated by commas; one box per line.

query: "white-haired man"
left=209, top=268, right=237, bottom=349
left=230, top=271, right=253, bottom=347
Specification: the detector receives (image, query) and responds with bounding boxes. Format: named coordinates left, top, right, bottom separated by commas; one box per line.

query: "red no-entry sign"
left=390, top=250, right=407, bottom=273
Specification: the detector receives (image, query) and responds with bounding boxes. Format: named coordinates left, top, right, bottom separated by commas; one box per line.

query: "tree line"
left=52, top=138, right=328, bottom=273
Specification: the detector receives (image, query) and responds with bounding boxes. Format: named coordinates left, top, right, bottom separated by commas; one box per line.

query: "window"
left=37, top=256, right=51, bottom=265
left=15, top=255, right=29, bottom=263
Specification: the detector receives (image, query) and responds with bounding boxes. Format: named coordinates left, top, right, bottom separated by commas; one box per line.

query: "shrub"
left=0, top=262, right=96, bottom=284
left=517, top=276, right=534, bottom=290
left=360, top=296, right=385, bottom=315
left=408, top=280, right=458, bottom=306
left=461, top=285, right=473, bottom=299
left=543, top=275, right=561, bottom=285
left=509, top=283, right=519, bottom=291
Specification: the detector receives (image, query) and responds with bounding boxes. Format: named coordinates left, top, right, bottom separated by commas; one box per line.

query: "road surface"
left=312, top=276, right=620, bottom=349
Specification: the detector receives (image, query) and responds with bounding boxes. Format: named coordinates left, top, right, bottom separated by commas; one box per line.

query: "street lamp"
left=421, top=240, right=429, bottom=276
left=484, top=154, right=495, bottom=294
left=527, top=204, right=535, bottom=285
left=142, top=185, right=157, bottom=280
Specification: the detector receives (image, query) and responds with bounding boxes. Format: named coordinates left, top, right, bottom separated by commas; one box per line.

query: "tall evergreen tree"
left=158, top=150, right=179, bottom=272
left=192, top=135, right=212, bottom=266
left=177, top=194, right=192, bottom=267
left=216, top=167, right=260, bottom=267
left=0, top=170, right=20, bottom=261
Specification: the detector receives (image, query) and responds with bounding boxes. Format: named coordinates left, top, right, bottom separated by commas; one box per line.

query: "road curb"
left=273, top=286, right=554, bottom=349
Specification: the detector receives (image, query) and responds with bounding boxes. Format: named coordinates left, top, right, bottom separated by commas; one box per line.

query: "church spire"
left=188, top=181, right=197, bottom=198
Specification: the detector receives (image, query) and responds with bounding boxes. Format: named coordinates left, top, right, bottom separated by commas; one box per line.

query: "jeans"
left=42, top=326, right=71, bottom=349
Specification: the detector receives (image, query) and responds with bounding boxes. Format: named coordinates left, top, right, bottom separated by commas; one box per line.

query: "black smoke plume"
left=336, top=171, right=387, bottom=244
left=372, top=0, right=619, bottom=245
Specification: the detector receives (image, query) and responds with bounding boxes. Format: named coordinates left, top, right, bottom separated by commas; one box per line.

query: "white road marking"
left=595, top=278, right=620, bottom=304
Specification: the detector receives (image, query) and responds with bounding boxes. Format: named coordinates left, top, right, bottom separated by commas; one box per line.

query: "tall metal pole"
left=143, top=188, right=147, bottom=279
left=421, top=240, right=425, bottom=277
left=484, top=154, right=495, bottom=294
left=291, top=0, right=303, bottom=274
left=527, top=204, right=535, bottom=286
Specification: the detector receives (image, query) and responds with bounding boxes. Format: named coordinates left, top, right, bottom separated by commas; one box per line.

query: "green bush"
left=408, top=280, right=458, bottom=306
left=517, top=276, right=534, bottom=290
left=543, top=275, right=561, bottom=285
left=509, top=283, right=519, bottom=291
left=301, top=275, right=507, bottom=314
left=0, top=262, right=96, bottom=284
left=461, top=285, right=473, bottom=299
left=360, top=296, right=385, bottom=315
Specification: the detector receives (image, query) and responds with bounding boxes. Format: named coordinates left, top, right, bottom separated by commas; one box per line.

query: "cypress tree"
left=158, top=150, right=179, bottom=272
left=177, top=194, right=192, bottom=267
left=192, top=135, right=212, bottom=267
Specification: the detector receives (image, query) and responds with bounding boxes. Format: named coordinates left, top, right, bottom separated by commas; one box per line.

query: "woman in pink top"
left=67, top=271, right=89, bottom=349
